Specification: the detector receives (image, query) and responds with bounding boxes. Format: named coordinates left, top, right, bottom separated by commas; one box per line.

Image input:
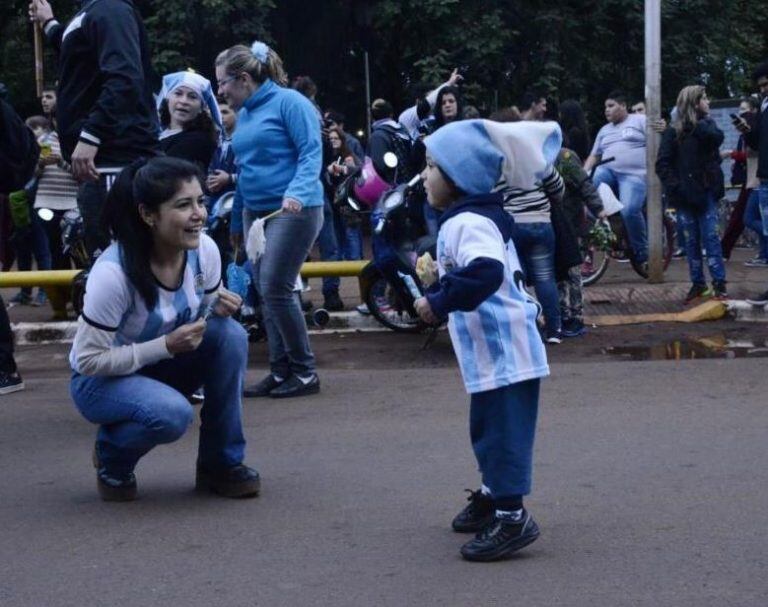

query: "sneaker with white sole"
left=0, top=372, right=24, bottom=395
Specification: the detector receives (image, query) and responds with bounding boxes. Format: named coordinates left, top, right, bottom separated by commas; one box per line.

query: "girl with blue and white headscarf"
left=157, top=70, right=222, bottom=171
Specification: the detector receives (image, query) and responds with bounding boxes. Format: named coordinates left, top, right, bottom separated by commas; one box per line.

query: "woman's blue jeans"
left=332, top=208, right=363, bottom=260
left=70, top=317, right=248, bottom=476
left=677, top=193, right=726, bottom=284
left=243, top=206, right=323, bottom=377
left=744, top=188, right=768, bottom=259
left=512, top=222, right=561, bottom=333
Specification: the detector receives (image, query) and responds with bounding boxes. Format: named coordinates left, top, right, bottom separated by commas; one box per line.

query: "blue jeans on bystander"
left=677, top=192, right=726, bottom=285
left=512, top=222, right=561, bottom=335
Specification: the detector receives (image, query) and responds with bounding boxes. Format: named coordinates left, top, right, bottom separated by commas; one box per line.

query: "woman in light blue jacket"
left=216, top=41, right=323, bottom=399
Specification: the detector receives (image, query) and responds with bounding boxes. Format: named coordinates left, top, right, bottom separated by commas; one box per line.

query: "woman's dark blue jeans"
left=512, top=222, right=561, bottom=334
left=678, top=192, right=726, bottom=284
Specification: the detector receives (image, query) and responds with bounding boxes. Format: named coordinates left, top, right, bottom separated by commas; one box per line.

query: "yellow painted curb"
left=586, top=300, right=728, bottom=326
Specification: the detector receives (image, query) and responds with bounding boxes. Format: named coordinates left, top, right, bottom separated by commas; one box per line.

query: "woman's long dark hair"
left=559, top=99, right=589, bottom=134
left=434, top=85, right=464, bottom=129
left=159, top=98, right=218, bottom=145
left=101, top=157, right=203, bottom=309
left=558, top=99, right=592, bottom=156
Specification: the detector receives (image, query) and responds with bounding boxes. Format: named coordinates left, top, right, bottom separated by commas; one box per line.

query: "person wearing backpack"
left=656, top=85, right=727, bottom=303
left=368, top=99, right=415, bottom=184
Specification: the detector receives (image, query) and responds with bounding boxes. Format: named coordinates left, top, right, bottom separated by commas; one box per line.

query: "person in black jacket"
left=29, top=0, right=159, bottom=260
left=0, top=95, right=39, bottom=394
left=656, top=85, right=727, bottom=303
left=738, top=62, right=768, bottom=305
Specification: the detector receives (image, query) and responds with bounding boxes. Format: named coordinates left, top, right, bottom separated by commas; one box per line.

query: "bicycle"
left=580, top=158, right=675, bottom=286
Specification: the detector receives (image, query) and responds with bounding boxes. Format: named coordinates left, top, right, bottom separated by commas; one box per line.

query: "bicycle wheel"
left=581, top=243, right=609, bottom=287
left=364, top=275, right=427, bottom=333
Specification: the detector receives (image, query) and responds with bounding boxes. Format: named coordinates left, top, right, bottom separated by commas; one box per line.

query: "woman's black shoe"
left=243, top=374, right=285, bottom=398
left=196, top=464, right=261, bottom=498
left=93, top=443, right=137, bottom=502
left=269, top=374, right=320, bottom=398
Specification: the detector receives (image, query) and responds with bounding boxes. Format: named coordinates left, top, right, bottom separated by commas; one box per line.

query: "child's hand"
left=414, top=297, right=439, bottom=325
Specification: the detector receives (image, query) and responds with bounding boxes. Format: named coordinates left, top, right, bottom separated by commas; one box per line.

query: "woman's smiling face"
left=142, top=178, right=208, bottom=251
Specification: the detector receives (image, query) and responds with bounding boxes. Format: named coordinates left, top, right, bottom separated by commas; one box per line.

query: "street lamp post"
left=645, top=0, right=663, bottom=282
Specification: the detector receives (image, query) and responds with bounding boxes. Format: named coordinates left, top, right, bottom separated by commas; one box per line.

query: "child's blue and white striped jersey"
left=69, top=234, right=221, bottom=373
left=436, top=213, right=549, bottom=393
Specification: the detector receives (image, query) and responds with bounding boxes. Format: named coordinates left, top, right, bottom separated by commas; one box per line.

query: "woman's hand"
left=165, top=318, right=206, bottom=354
left=414, top=297, right=439, bottom=325
left=282, top=197, right=303, bottom=214
left=212, top=288, right=242, bottom=318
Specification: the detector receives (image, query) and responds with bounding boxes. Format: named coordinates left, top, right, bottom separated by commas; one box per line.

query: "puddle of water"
left=603, top=335, right=768, bottom=361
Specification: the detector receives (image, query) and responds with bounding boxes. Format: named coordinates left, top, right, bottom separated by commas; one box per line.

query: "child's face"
left=32, top=126, right=48, bottom=140
left=219, top=103, right=236, bottom=132
left=422, top=154, right=455, bottom=210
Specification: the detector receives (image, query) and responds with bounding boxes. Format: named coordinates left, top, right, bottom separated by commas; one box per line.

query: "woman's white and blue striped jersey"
left=436, top=213, right=549, bottom=393
left=69, top=234, right=221, bottom=373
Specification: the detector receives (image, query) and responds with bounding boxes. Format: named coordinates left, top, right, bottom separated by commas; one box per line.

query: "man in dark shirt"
left=29, top=0, right=159, bottom=260
left=0, top=94, right=39, bottom=394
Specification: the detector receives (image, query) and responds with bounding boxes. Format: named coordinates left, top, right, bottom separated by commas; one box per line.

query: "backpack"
left=372, top=121, right=416, bottom=183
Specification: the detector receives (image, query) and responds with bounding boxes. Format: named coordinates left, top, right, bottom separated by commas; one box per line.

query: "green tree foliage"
left=2, top=0, right=767, bottom=131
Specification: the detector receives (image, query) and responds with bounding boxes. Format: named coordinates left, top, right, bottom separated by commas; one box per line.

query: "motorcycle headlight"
left=383, top=190, right=403, bottom=210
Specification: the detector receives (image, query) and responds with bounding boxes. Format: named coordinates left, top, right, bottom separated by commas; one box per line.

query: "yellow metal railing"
left=1, top=261, right=372, bottom=319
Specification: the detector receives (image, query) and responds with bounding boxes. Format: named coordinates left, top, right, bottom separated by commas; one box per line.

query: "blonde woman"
left=215, top=41, right=323, bottom=399
left=656, top=85, right=727, bottom=302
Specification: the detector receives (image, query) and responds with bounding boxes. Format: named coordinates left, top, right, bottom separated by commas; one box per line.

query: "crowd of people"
left=1, top=0, right=767, bottom=562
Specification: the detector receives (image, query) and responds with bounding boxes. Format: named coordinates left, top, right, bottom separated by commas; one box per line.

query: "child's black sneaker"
left=451, top=489, right=495, bottom=533
left=683, top=283, right=710, bottom=304
left=460, top=510, right=540, bottom=562
left=712, top=281, right=728, bottom=300
left=196, top=463, right=261, bottom=498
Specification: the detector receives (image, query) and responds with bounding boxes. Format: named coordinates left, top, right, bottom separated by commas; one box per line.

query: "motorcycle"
left=37, top=206, right=89, bottom=316
left=338, top=152, right=435, bottom=333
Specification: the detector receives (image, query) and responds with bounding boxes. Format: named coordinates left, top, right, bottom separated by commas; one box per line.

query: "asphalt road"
left=1, top=326, right=767, bottom=606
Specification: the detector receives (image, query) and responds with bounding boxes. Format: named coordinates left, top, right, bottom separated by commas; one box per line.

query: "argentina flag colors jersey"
left=437, top=213, right=549, bottom=394
left=69, top=234, right=221, bottom=373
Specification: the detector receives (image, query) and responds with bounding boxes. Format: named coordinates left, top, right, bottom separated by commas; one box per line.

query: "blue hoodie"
left=230, top=79, right=323, bottom=234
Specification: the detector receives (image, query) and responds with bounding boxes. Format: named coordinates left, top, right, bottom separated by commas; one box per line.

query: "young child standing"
left=414, top=119, right=559, bottom=562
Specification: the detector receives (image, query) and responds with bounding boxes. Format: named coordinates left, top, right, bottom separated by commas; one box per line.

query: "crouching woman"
left=69, top=156, right=260, bottom=501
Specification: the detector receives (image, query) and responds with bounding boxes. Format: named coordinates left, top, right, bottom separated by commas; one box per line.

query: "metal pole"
left=645, top=0, right=663, bottom=282
left=364, top=50, right=372, bottom=139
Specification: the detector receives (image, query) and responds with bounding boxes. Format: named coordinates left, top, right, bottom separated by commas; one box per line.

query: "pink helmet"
left=351, top=157, right=391, bottom=208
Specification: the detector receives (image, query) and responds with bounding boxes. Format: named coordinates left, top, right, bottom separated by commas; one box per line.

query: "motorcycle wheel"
left=364, top=274, right=427, bottom=334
